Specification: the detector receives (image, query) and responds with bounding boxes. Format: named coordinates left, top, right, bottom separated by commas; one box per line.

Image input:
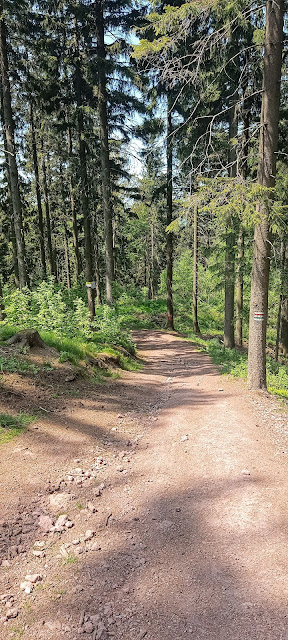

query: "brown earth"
left=1, top=330, right=288, bottom=639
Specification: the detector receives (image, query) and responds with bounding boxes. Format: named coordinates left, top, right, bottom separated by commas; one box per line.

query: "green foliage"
left=0, top=412, right=34, bottom=444
left=0, top=355, right=38, bottom=374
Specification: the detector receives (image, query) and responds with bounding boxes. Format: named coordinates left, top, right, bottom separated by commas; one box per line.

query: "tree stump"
left=7, top=330, right=47, bottom=349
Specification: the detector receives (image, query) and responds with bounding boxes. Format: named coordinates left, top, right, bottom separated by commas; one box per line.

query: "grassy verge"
left=0, top=413, right=35, bottom=444
left=185, top=332, right=288, bottom=399
left=0, top=325, right=140, bottom=373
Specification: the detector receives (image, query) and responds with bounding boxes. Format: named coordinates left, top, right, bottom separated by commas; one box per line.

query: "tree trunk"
left=0, top=87, right=19, bottom=287
left=0, top=277, right=6, bottom=320
left=64, top=223, right=71, bottom=290
left=30, top=103, right=46, bottom=278
left=95, top=0, right=114, bottom=305
left=0, top=4, right=27, bottom=288
left=193, top=206, right=201, bottom=335
left=41, top=139, right=56, bottom=277
left=166, top=97, right=174, bottom=330
left=280, top=242, right=288, bottom=356
left=67, top=122, right=81, bottom=281
left=74, top=16, right=95, bottom=318
left=224, top=99, right=237, bottom=348
left=236, top=107, right=250, bottom=347
left=248, top=0, right=284, bottom=389
left=235, top=226, right=244, bottom=347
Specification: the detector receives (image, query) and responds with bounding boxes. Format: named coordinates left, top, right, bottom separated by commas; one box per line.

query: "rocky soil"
left=1, top=330, right=288, bottom=640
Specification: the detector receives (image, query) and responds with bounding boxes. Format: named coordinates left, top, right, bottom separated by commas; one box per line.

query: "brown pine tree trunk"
left=41, top=140, right=56, bottom=277
left=224, top=100, right=238, bottom=348
left=236, top=107, right=250, bottom=347
left=166, top=99, right=174, bottom=330
left=67, top=123, right=81, bottom=281
left=0, top=88, right=19, bottom=287
left=0, top=4, right=27, bottom=288
left=30, top=103, right=46, bottom=278
left=95, top=0, right=114, bottom=305
left=64, top=223, right=71, bottom=290
left=275, top=240, right=285, bottom=361
left=280, top=242, right=288, bottom=356
left=74, top=17, right=95, bottom=318
left=193, top=206, right=201, bottom=335
left=248, top=0, right=284, bottom=389
left=0, top=277, right=6, bottom=320
left=235, top=226, right=244, bottom=347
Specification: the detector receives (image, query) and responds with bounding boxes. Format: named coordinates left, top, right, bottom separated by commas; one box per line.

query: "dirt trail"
left=1, top=330, right=288, bottom=639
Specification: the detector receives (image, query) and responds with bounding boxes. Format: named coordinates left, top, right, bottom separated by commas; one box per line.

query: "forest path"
left=1, top=330, right=288, bottom=639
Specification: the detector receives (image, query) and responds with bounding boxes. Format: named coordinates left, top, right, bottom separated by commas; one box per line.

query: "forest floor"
left=1, top=330, right=288, bottom=639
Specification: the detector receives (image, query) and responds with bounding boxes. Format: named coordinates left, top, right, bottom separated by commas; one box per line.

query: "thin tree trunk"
left=235, top=227, right=244, bottom=347
left=30, top=103, right=46, bottom=278
left=74, top=17, right=95, bottom=318
left=0, top=4, right=27, bottom=288
left=236, top=107, right=250, bottom=347
left=67, top=123, right=81, bottom=280
left=41, top=139, right=56, bottom=277
left=93, top=211, right=102, bottom=306
left=64, top=223, right=71, bottom=290
left=224, top=98, right=238, bottom=348
left=0, top=277, right=6, bottom=320
left=275, top=241, right=285, bottom=361
left=193, top=206, right=201, bottom=335
left=95, top=0, right=114, bottom=304
left=280, top=242, right=288, bottom=356
left=166, top=97, right=174, bottom=330
left=0, top=88, right=19, bottom=286
left=248, top=0, right=284, bottom=389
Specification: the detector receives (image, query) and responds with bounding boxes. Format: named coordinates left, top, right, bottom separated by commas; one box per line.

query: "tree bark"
left=166, top=98, right=174, bottom=330
left=30, top=103, right=46, bottom=278
left=224, top=99, right=238, bottom=348
left=247, top=0, right=284, bottom=389
left=0, top=87, right=19, bottom=287
left=95, top=0, right=114, bottom=305
left=193, top=206, right=201, bottom=335
left=0, top=276, right=6, bottom=320
left=0, top=3, right=27, bottom=288
left=41, top=139, right=56, bottom=277
left=235, top=226, right=244, bottom=347
left=64, top=223, right=71, bottom=290
left=74, top=16, right=95, bottom=318
left=236, top=106, right=250, bottom=347
left=67, top=122, right=81, bottom=281
left=280, top=242, right=288, bottom=356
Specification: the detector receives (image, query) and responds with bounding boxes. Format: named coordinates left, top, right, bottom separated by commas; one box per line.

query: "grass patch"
left=0, top=412, right=35, bottom=444
left=0, top=355, right=39, bottom=374
left=185, top=332, right=288, bottom=400
left=63, top=553, right=77, bottom=565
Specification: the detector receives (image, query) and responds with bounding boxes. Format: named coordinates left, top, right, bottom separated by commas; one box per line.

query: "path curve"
left=1, top=330, right=288, bottom=640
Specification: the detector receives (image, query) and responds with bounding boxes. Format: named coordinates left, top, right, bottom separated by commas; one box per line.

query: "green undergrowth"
left=186, top=333, right=288, bottom=399
left=0, top=412, right=35, bottom=444
left=116, top=294, right=167, bottom=329
left=0, top=325, right=140, bottom=377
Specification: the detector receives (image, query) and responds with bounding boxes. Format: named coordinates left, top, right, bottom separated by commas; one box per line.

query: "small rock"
left=32, top=550, right=45, bottom=558
left=241, top=469, right=251, bottom=476
left=87, top=501, right=96, bottom=513
left=84, top=530, right=96, bottom=542
left=65, top=520, right=74, bottom=529
left=218, top=388, right=224, bottom=392
left=117, top=414, right=124, bottom=419
left=20, top=581, right=33, bottom=594
left=180, top=435, right=188, bottom=442
left=39, top=515, right=53, bottom=532
left=72, top=538, right=80, bottom=545
left=25, top=573, right=42, bottom=584
left=83, top=621, right=94, bottom=633
left=54, top=514, right=68, bottom=531
left=117, top=466, right=124, bottom=472
left=1, top=560, right=10, bottom=568
left=6, top=608, right=18, bottom=619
